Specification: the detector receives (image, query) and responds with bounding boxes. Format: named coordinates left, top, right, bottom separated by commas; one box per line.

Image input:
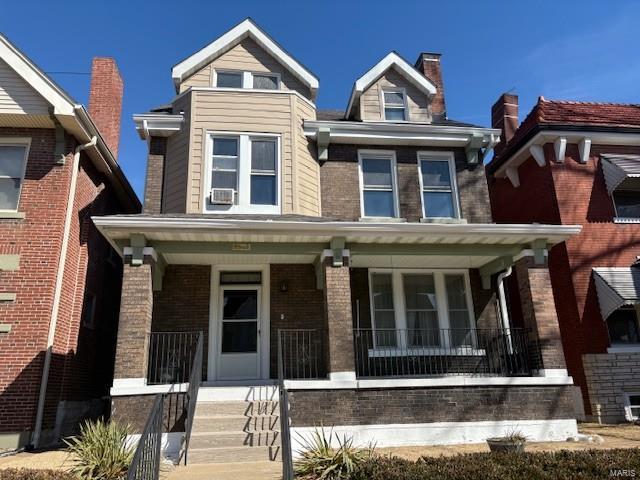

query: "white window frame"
left=0, top=138, right=31, bottom=213
left=367, top=268, right=479, bottom=355
left=624, top=392, right=640, bottom=421
left=418, top=151, right=461, bottom=220
left=380, top=87, right=409, bottom=122
left=212, top=69, right=281, bottom=91
left=204, top=132, right=281, bottom=215
left=358, top=150, right=399, bottom=219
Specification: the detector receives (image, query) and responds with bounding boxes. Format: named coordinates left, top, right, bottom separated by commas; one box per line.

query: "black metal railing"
left=127, top=394, right=164, bottom=480
left=147, top=332, right=201, bottom=385
left=279, top=329, right=324, bottom=380
left=354, top=328, right=532, bottom=378
left=183, top=332, right=203, bottom=465
left=278, top=330, right=295, bottom=480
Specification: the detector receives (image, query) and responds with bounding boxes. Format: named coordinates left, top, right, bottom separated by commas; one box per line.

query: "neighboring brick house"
left=0, top=34, right=140, bottom=449
left=487, top=94, right=640, bottom=423
left=94, top=19, right=580, bottom=465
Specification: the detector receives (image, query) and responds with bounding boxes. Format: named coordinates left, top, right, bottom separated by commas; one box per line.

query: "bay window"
left=418, top=152, right=460, bottom=219
left=359, top=151, right=398, bottom=218
left=0, top=141, right=29, bottom=212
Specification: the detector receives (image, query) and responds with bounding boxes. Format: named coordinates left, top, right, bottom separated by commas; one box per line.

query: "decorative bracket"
left=129, top=234, right=146, bottom=266
left=531, top=238, right=547, bottom=265
left=317, top=127, right=330, bottom=161
left=330, top=237, right=346, bottom=267
left=48, top=107, right=67, bottom=165
left=529, top=145, right=546, bottom=167
left=465, top=133, right=485, bottom=165
left=554, top=137, right=567, bottom=163
left=578, top=138, right=592, bottom=164
left=505, top=166, right=520, bottom=188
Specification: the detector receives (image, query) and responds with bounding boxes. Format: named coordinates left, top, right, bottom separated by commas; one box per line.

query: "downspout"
left=32, top=136, right=97, bottom=448
left=497, top=267, right=513, bottom=353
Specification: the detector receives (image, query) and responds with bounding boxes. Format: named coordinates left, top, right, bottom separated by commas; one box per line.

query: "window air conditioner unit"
left=210, top=188, right=234, bottom=205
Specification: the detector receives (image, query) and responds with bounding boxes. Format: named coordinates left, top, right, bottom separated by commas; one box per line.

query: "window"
left=370, top=273, right=396, bottom=346
left=419, top=152, right=459, bottom=219
left=216, top=71, right=243, bottom=88
left=445, top=274, right=473, bottom=346
left=624, top=393, right=640, bottom=421
left=252, top=73, right=279, bottom=90
left=382, top=89, right=407, bottom=121
left=613, top=190, right=640, bottom=219
left=214, top=70, right=280, bottom=91
left=359, top=152, right=398, bottom=218
left=403, top=274, right=439, bottom=347
left=0, top=142, right=29, bottom=211
left=607, top=307, right=640, bottom=344
left=206, top=133, right=280, bottom=214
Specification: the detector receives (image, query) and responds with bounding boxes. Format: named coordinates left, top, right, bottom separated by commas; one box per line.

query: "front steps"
left=186, top=386, right=282, bottom=465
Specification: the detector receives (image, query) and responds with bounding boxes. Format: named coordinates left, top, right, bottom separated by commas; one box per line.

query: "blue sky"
left=2, top=0, right=640, bottom=199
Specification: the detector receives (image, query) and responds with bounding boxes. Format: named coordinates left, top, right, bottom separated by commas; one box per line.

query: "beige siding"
left=360, top=67, right=431, bottom=122
left=180, top=38, right=312, bottom=100
left=163, top=92, right=192, bottom=213
left=293, top=96, right=320, bottom=216
left=0, top=59, right=50, bottom=115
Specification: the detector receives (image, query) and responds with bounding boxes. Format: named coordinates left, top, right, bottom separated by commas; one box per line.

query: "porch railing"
left=126, top=394, right=164, bottom=480
left=147, top=332, right=201, bottom=385
left=279, top=329, right=324, bottom=380
left=354, top=328, right=532, bottom=378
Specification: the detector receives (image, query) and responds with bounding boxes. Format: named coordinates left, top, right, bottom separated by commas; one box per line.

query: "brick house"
left=0, top=34, right=140, bottom=449
left=487, top=94, right=640, bottom=423
left=95, top=19, right=581, bottom=464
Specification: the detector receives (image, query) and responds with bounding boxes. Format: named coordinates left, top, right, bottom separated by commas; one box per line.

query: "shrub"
left=350, top=449, right=640, bottom=480
left=0, top=469, right=74, bottom=480
left=294, top=428, right=374, bottom=479
left=64, top=418, right=134, bottom=480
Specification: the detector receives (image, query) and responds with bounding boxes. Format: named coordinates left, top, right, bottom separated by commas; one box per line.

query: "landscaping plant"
left=0, top=470, right=74, bottom=480
left=294, top=427, right=375, bottom=479
left=63, top=418, right=134, bottom=480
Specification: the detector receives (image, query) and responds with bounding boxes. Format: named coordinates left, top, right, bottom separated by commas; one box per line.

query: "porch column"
left=112, top=249, right=156, bottom=388
left=514, top=257, right=568, bottom=376
left=323, top=253, right=356, bottom=381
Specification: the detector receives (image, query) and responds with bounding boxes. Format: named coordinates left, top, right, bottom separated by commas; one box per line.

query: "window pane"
left=251, top=140, right=276, bottom=171
left=423, top=191, right=454, bottom=218
left=250, top=175, right=276, bottom=205
left=362, top=158, right=392, bottom=187
left=383, top=91, right=404, bottom=105
left=213, top=156, right=237, bottom=170
left=445, top=274, right=471, bottom=346
left=607, top=308, right=640, bottom=343
left=221, top=322, right=257, bottom=353
left=223, top=290, right=258, bottom=320
left=371, top=273, right=394, bottom=310
left=0, top=178, right=20, bottom=210
left=216, top=72, right=242, bottom=88
left=614, top=191, right=640, bottom=218
left=384, top=108, right=405, bottom=121
left=213, top=138, right=238, bottom=156
left=445, top=275, right=468, bottom=310
left=407, top=312, right=440, bottom=347
left=403, top=274, right=437, bottom=310
left=220, top=272, right=262, bottom=285
left=629, top=395, right=640, bottom=405
left=421, top=160, right=452, bottom=187
left=363, top=191, right=395, bottom=217
left=0, top=146, right=26, bottom=177
left=212, top=171, right=237, bottom=189
left=253, top=74, right=278, bottom=90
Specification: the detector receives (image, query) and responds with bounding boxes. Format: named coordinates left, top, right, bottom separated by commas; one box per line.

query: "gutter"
left=32, top=136, right=97, bottom=448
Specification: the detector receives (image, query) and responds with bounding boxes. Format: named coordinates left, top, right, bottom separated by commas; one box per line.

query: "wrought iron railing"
left=126, top=394, right=164, bottom=480
left=279, top=329, right=324, bottom=380
left=183, top=332, right=203, bottom=465
left=147, top=332, right=201, bottom=385
left=278, top=330, right=295, bottom=480
left=354, top=328, right=532, bottom=378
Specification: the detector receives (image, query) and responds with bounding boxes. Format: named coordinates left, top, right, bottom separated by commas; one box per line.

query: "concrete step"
left=189, top=431, right=280, bottom=449
left=195, top=400, right=279, bottom=417
left=166, top=462, right=282, bottom=480
left=187, top=445, right=281, bottom=464
left=192, top=415, right=280, bottom=433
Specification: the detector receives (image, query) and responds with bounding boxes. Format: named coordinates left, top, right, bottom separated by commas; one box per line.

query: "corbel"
left=48, top=107, right=67, bottom=165
left=531, top=238, right=547, bottom=265
left=554, top=137, right=567, bottom=163
left=465, top=133, right=484, bottom=165
left=317, top=127, right=330, bottom=161
left=529, top=145, right=546, bottom=167
left=330, top=237, right=346, bottom=267
left=505, top=166, right=520, bottom=188
left=578, top=138, right=592, bottom=164
left=130, top=233, right=146, bottom=266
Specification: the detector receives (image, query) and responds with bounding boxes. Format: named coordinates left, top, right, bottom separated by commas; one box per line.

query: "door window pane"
left=223, top=291, right=258, bottom=320
left=250, top=175, right=276, bottom=205
left=403, top=274, right=439, bottom=346
left=371, top=273, right=396, bottom=346
left=445, top=274, right=472, bottom=346
left=607, top=308, right=640, bottom=344
left=253, top=74, right=278, bottom=90
left=221, top=322, right=257, bottom=353
left=217, top=72, right=243, bottom=88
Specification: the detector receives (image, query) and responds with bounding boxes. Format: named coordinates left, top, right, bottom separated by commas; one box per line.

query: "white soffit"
left=593, top=267, right=640, bottom=319
left=601, top=154, right=640, bottom=195
left=171, top=18, right=319, bottom=94
left=346, top=52, right=437, bottom=118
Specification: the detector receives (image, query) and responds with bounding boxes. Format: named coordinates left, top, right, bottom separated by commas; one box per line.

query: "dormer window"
left=382, top=88, right=408, bottom=121
left=214, top=70, right=280, bottom=91
left=252, top=73, right=279, bottom=90
left=216, top=71, right=243, bottom=88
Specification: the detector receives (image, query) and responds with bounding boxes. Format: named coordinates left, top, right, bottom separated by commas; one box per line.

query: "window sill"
left=359, top=217, right=407, bottom=223
left=607, top=345, right=640, bottom=354
left=0, top=211, right=25, bottom=220
left=613, top=217, right=640, bottom=224
left=368, top=347, right=486, bottom=358
left=420, top=217, right=467, bottom=224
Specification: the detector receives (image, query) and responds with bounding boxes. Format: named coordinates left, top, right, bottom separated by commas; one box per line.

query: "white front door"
left=217, top=286, right=261, bottom=380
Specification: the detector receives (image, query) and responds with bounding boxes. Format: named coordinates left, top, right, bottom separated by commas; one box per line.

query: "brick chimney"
left=415, top=53, right=446, bottom=118
left=88, top=57, right=123, bottom=158
left=491, top=93, right=519, bottom=156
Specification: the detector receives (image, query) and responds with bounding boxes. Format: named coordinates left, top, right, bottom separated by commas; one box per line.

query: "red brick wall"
left=88, top=58, right=123, bottom=158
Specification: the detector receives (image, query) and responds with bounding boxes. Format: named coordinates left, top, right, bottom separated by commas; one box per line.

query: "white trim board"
left=110, top=382, right=188, bottom=397
left=290, top=419, right=578, bottom=456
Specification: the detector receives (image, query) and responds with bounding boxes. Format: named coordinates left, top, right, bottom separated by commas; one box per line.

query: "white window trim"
left=212, top=69, right=281, bottom=91
left=204, top=131, right=281, bottom=215
left=367, top=268, right=478, bottom=353
left=358, top=150, right=400, bottom=219
left=0, top=138, right=31, bottom=213
left=380, top=87, right=409, bottom=122
left=624, top=392, right=640, bottom=421
left=418, top=151, right=461, bottom=220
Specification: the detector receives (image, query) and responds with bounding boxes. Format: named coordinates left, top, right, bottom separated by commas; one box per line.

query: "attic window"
left=382, top=88, right=407, bottom=121
left=214, top=70, right=280, bottom=91
left=216, top=71, right=243, bottom=88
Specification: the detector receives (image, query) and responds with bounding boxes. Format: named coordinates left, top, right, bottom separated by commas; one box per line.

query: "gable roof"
left=171, top=18, right=319, bottom=96
left=345, top=51, right=437, bottom=118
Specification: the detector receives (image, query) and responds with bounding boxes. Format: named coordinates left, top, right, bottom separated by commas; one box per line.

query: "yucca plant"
left=64, top=418, right=134, bottom=480
left=294, top=427, right=375, bottom=479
